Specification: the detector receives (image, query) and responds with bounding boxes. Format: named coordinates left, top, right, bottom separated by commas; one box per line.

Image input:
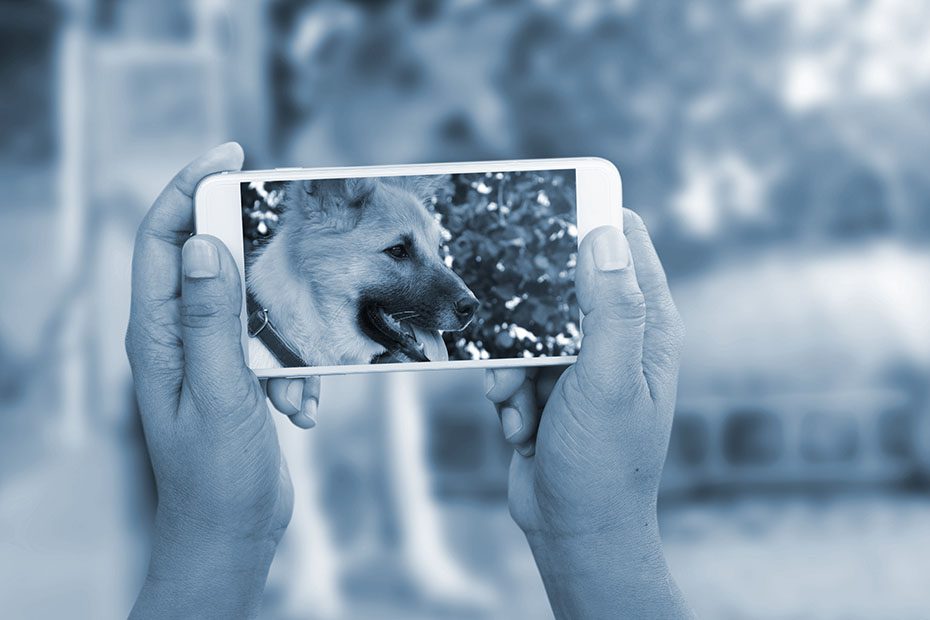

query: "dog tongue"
left=412, top=326, right=448, bottom=362
left=369, top=326, right=446, bottom=364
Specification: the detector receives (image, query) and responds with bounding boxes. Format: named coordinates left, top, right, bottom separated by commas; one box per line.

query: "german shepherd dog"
left=247, top=175, right=478, bottom=368
left=247, top=176, right=487, bottom=615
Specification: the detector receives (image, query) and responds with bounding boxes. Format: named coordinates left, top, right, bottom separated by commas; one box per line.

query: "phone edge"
left=194, top=158, right=621, bottom=377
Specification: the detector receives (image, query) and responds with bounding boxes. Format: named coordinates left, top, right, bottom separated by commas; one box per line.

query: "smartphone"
left=194, top=158, right=622, bottom=377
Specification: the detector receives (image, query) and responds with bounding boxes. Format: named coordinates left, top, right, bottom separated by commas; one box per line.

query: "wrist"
left=525, top=512, right=666, bottom=583
left=131, top=506, right=278, bottom=619
left=525, top=508, right=692, bottom=619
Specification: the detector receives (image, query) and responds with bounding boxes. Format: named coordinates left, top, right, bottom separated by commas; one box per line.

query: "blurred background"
left=1, top=0, right=929, bottom=618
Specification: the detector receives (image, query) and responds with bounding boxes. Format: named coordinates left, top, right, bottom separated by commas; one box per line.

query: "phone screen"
left=241, top=169, right=579, bottom=368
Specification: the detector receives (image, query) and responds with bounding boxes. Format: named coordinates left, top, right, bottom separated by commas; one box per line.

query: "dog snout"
left=454, top=294, right=479, bottom=321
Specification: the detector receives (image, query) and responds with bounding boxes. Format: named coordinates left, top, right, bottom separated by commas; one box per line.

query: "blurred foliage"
left=242, top=180, right=286, bottom=254
left=267, top=0, right=930, bottom=284
left=431, top=171, right=579, bottom=360
left=242, top=171, right=579, bottom=360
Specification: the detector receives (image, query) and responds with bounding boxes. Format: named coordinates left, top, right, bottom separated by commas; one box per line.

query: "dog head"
left=282, top=175, right=478, bottom=362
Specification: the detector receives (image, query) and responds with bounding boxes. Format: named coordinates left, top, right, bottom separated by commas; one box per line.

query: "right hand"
left=485, top=209, right=685, bottom=541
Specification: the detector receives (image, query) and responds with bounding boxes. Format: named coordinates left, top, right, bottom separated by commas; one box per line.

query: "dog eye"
left=385, top=244, right=409, bottom=259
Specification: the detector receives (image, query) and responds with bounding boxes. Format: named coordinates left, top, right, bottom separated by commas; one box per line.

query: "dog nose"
left=454, top=295, right=479, bottom=320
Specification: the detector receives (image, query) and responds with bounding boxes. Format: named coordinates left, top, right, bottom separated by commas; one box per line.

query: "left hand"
left=126, top=143, right=318, bottom=617
left=484, top=214, right=684, bottom=539
left=483, top=213, right=692, bottom=618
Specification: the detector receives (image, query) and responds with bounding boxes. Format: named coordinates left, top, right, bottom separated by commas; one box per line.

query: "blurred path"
left=664, top=491, right=930, bottom=620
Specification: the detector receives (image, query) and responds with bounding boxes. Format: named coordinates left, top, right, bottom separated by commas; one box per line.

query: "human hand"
left=485, top=210, right=691, bottom=618
left=125, top=143, right=318, bottom=617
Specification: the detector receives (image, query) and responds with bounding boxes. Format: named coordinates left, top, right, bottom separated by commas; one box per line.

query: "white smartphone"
left=194, top=158, right=621, bottom=377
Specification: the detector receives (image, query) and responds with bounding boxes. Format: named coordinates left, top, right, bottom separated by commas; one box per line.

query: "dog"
left=247, top=175, right=478, bottom=369
left=246, top=175, right=490, bottom=616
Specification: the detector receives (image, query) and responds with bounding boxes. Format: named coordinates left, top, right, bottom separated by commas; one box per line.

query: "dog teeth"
left=379, top=308, right=400, bottom=329
left=379, top=307, right=417, bottom=339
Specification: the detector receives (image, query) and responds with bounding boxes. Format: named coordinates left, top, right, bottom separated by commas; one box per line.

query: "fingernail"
left=516, top=443, right=536, bottom=458
left=290, top=411, right=316, bottom=429
left=485, top=371, right=496, bottom=396
left=183, top=237, right=220, bottom=278
left=501, top=407, right=522, bottom=440
left=302, top=396, right=318, bottom=428
left=593, top=229, right=630, bottom=272
left=285, top=381, right=303, bottom=413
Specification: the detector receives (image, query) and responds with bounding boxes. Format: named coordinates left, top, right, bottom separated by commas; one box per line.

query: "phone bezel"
left=194, top=157, right=622, bottom=377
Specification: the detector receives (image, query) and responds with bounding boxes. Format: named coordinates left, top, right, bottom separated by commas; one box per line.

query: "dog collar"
left=246, top=293, right=310, bottom=368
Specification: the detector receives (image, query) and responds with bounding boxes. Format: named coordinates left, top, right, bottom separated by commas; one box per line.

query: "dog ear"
left=387, top=175, right=448, bottom=205
left=294, top=178, right=377, bottom=231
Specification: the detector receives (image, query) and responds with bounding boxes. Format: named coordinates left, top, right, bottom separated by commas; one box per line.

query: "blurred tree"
left=241, top=180, right=286, bottom=255
left=431, top=170, right=579, bottom=360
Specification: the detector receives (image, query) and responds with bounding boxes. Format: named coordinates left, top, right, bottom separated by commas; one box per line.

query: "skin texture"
left=127, top=144, right=694, bottom=618
left=126, top=143, right=317, bottom=617
left=485, top=213, right=695, bottom=619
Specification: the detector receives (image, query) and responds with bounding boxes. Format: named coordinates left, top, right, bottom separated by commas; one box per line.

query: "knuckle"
left=179, top=299, right=226, bottom=330
left=627, top=289, right=647, bottom=314
left=124, top=315, right=182, bottom=371
left=604, top=288, right=646, bottom=322
left=563, top=363, right=617, bottom=412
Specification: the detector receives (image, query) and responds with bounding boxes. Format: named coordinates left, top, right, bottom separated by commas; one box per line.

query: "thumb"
left=572, top=225, right=648, bottom=402
left=180, top=234, right=255, bottom=410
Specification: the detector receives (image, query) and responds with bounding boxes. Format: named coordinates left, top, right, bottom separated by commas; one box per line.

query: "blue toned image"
left=2, top=1, right=929, bottom=619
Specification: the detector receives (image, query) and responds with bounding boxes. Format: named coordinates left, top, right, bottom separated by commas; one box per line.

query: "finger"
left=141, top=142, right=245, bottom=245
left=127, top=143, right=245, bottom=400
left=130, top=142, right=244, bottom=324
left=498, top=377, right=540, bottom=456
left=290, top=376, right=320, bottom=429
left=623, top=209, right=686, bottom=406
left=485, top=367, right=526, bottom=403
left=289, top=411, right=317, bottom=429
left=267, top=377, right=303, bottom=415
left=266, top=376, right=321, bottom=426
left=288, top=395, right=319, bottom=429
left=179, top=234, right=256, bottom=413
left=573, top=225, right=648, bottom=403
left=289, top=385, right=319, bottom=429
left=535, top=365, right=564, bottom=408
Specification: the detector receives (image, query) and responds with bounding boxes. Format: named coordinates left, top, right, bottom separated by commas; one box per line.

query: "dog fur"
left=248, top=175, right=477, bottom=367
